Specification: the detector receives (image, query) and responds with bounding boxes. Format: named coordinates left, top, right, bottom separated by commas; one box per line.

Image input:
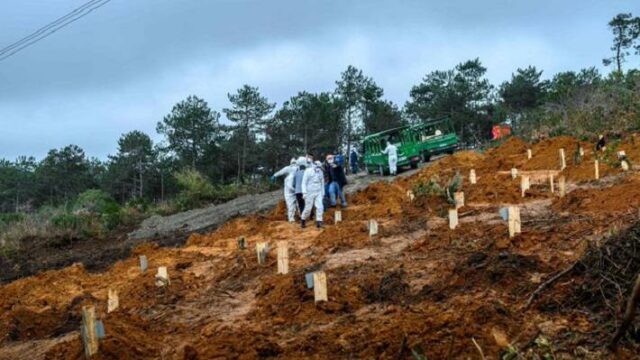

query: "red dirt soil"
left=1, top=135, right=639, bottom=359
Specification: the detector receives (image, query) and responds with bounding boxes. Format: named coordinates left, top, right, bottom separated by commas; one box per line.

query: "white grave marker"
left=508, top=206, right=521, bottom=238
left=313, top=271, right=328, bottom=302
left=369, top=219, right=378, bottom=236
left=256, top=242, right=269, bottom=265
left=448, top=209, right=458, bottom=230
left=107, top=289, right=119, bottom=313
left=277, top=241, right=289, bottom=275
left=454, top=191, right=465, bottom=209
left=155, top=266, right=170, bottom=287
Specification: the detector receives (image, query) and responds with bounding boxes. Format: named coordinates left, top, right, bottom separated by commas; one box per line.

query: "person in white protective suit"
left=270, top=158, right=298, bottom=222
left=382, top=139, right=398, bottom=176
left=300, top=160, right=325, bottom=228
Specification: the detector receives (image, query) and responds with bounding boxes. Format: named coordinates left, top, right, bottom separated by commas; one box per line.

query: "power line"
left=0, top=0, right=105, bottom=56
left=0, top=0, right=112, bottom=62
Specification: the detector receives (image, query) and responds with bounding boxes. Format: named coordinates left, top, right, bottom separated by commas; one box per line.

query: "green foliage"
left=157, top=95, right=221, bottom=170
left=413, top=176, right=444, bottom=198
left=0, top=213, right=25, bottom=225
left=224, top=85, right=276, bottom=181
left=413, top=174, right=462, bottom=205
left=405, top=58, right=493, bottom=144
left=444, top=173, right=463, bottom=205
left=602, top=13, right=640, bottom=73
left=174, top=169, right=216, bottom=210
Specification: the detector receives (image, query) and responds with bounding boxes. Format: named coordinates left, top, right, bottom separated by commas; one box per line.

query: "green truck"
left=362, top=118, right=459, bottom=175
left=362, top=126, right=422, bottom=175
left=412, top=118, right=459, bottom=161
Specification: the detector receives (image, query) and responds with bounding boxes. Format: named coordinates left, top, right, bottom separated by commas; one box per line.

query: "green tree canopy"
left=223, top=85, right=275, bottom=182
left=157, top=95, right=221, bottom=170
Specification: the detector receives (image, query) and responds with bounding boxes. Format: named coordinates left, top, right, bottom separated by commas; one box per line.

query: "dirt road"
left=128, top=165, right=428, bottom=242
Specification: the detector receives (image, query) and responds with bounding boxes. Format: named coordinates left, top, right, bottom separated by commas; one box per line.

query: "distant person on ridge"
left=350, top=148, right=359, bottom=174
left=596, top=134, right=606, bottom=152
left=270, top=158, right=298, bottom=223
left=382, top=139, right=398, bottom=176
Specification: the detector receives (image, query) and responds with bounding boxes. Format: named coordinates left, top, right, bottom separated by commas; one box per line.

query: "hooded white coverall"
left=301, top=163, right=325, bottom=222
left=273, top=164, right=298, bottom=222
left=382, top=143, right=398, bottom=175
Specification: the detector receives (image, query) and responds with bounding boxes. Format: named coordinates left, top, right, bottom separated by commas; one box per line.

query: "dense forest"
left=0, top=13, right=639, bottom=223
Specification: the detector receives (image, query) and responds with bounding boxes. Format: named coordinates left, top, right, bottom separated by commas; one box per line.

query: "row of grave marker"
left=82, top=146, right=630, bottom=356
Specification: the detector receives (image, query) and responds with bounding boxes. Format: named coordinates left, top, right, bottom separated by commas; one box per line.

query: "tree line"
left=1, top=12, right=639, bottom=213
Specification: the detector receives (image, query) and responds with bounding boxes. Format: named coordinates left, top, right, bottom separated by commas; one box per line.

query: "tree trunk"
left=160, top=172, right=164, bottom=202
left=346, top=108, right=352, bottom=174
left=616, top=44, right=622, bottom=73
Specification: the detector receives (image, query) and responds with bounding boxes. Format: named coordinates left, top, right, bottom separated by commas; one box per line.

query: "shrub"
left=174, top=169, right=216, bottom=210
left=413, top=173, right=462, bottom=206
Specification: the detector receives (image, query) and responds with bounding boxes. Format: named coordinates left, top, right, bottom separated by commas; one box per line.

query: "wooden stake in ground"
left=527, top=149, right=532, bottom=160
left=276, top=241, right=289, bottom=275
left=549, top=174, right=555, bottom=193
left=256, top=242, right=268, bottom=265
left=579, top=146, right=584, bottom=157
left=139, top=255, right=147, bottom=272
left=594, top=160, right=599, bottom=180
left=511, top=168, right=518, bottom=179
left=107, top=289, right=119, bottom=313
left=559, top=148, right=566, bottom=170
left=313, top=271, right=328, bottom=302
left=520, top=175, right=530, bottom=198
left=448, top=209, right=458, bottom=230
left=469, top=169, right=477, bottom=184
left=508, top=206, right=521, bottom=238
left=454, top=191, right=465, bottom=209
left=406, top=190, right=415, bottom=202
left=155, top=266, right=170, bottom=287
left=334, top=210, right=342, bottom=223
left=558, top=176, right=566, bottom=198
left=369, top=219, right=378, bottom=235
left=81, top=306, right=99, bottom=357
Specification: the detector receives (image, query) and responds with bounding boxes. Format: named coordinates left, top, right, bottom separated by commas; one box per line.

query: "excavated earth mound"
left=1, top=135, right=639, bottom=359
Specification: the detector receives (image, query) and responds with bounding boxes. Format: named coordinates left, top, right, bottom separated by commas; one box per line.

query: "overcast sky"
left=0, top=0, right=637, bottom=160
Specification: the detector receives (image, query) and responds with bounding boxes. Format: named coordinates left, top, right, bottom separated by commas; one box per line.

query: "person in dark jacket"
left=349, top=149, right=359, bottom=174
left=326, top=153, right=348, bottom=207
left=596, top=134, right=606, bottom=152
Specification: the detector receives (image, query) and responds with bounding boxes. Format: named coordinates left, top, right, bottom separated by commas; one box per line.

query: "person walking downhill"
left=327, top=153, right=348, bottom=207
left=293, top=157, right=307, bottom=215
left=301, top=160, right=325, bottom=228
left=270, top=158, right=298, bottom=223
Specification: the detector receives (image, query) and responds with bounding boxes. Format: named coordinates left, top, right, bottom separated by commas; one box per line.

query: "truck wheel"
left=365, top=165, right=370, bottom=175
left=410, top=161, right=418, bottom=169
left=423, top=153, right=431, bottom=162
